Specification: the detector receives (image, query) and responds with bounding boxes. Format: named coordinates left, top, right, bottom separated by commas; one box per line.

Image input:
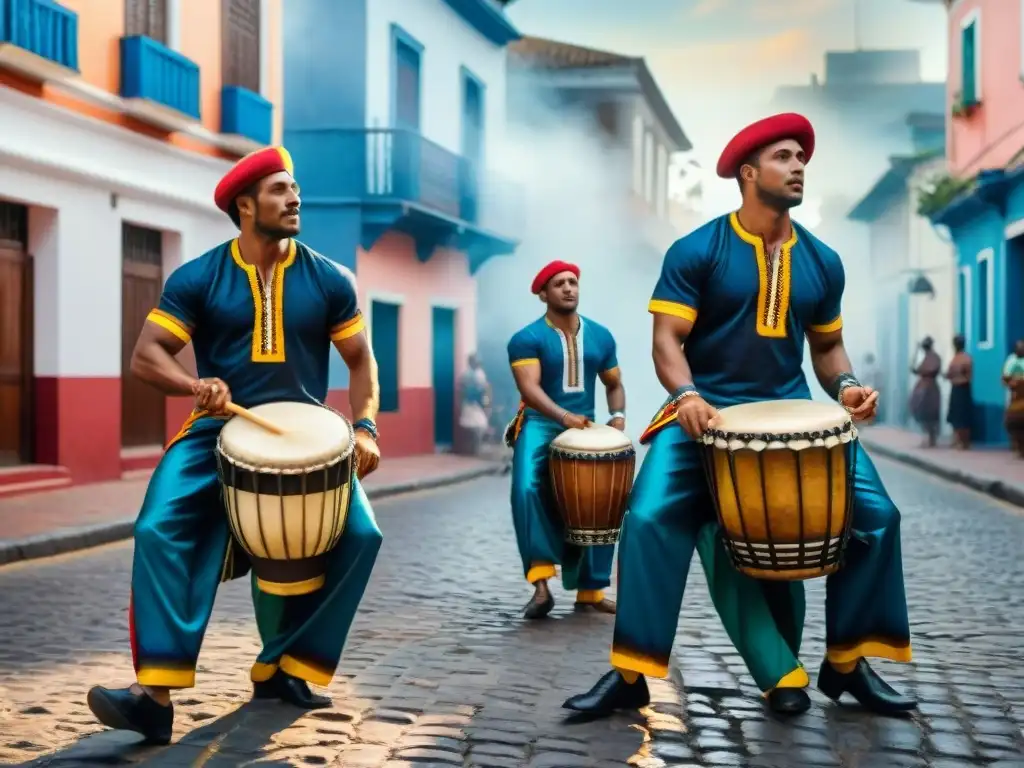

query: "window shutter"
left=962, top=22, right=977, bottom=106
left=222, top=0, right=261, bottom=93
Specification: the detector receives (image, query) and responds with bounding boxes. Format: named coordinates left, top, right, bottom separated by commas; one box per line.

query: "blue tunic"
left=146, top=238, right=365, bottom=415
left=650, top=211, right=843, bottom=408
left=506, top=315, right=619, bottom=421
left=129, top=238, right=382, bottom=691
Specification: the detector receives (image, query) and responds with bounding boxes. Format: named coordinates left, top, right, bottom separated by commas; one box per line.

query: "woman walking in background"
left=910, top=336, right=942, bottom=448
left=945, top=334, right=973, bottom=449
left=1002, top=339, right=1024, bottom=457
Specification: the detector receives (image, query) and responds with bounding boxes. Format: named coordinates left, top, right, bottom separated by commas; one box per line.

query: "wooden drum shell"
left=549, top=446, right=635, bottom=546
left=701, top=439, right=857, bottom=581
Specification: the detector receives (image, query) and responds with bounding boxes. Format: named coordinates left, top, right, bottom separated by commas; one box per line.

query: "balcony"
left=288, top=128, right=522, bottom=268
left=0, top=0, right=78, bottom=83
left=119, top=35, right=200, bottom=131
left=221, top=85, right=273, bottom=153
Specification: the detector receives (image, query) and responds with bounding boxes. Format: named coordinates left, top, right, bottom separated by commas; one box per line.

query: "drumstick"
left=225, top=402, right=286, bottom=435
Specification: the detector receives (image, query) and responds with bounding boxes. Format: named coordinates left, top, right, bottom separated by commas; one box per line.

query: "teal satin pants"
left=611, top=424, right=911, bottom=691
left=128, top=415, right=382, bottom=689
left=510, top=416, right=615, bottom=592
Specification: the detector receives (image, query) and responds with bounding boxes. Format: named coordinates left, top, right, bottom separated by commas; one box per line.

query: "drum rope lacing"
left=701, top=423, right=854, bottom=443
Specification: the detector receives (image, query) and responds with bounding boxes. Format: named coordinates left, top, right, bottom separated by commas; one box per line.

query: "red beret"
left=214, top=146, right=295, bottom=213
left=716, top=113, right=815, bottom=179
left=531, top=260, right=580, bottom=294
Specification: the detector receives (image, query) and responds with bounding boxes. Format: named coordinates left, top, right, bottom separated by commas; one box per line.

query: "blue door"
left=371, top=300, right=401, bottom=413
left=432, top=307, right=456, bottom=447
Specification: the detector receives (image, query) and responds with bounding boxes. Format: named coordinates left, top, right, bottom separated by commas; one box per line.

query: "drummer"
left=506, top=261, right=626, bottom=619
left=86, top=147, right=384, bottom=744
left=564, top=113, right=917, bottom=717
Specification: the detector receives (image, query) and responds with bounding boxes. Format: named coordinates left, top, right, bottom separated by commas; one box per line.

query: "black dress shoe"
left=766, top=687, right=811, bottom=715
left=562, top=669, right=650, bottom=716
left=523, top=592, right=555, bottom=620
left=818, top=659, right=917, bottom=715
left=86, top=685, right=173, bottom=744
left=253, top=670, right=331, bottom=709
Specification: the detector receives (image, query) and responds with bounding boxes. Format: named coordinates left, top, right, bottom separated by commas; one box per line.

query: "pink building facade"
left=946, top=0, right=1024, bottom=176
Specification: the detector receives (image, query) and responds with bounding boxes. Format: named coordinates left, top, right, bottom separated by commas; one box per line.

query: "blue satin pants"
left=510, top=416, right=615, bottom=594
left=128, top=415, right=382, bottom=689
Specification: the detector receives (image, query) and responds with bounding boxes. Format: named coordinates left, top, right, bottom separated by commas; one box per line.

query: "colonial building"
left=283, top=0, right=522, bottom=456
left=475, top=36, right=692, bottom=433
left=927, top=0, right=1024, bottom=444
left=847, top=114, right=954, bottom=430
left=0, top=0, right=283, bottom=494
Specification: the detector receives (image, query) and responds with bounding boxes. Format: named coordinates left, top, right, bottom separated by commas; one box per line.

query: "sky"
left=504, top=0, right=949, bottom=220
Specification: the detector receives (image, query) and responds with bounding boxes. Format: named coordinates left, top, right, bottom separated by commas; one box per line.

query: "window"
left=392, top=26, right=422, bottom=131
left=222, top=0, right=261, bottom=94
left=961, top=10, right=980, bottom=107
left=958, top=264, right=972, bottom=346
left=370, top=300, right=401, bottom=412
left=977, top=248, right=994, bottom=348
left=125, top=0, right=168, bottom=43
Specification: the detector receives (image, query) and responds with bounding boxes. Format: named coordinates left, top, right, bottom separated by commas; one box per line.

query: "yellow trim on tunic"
left=251, top=662, right=278, bottom=683
left=729, top=212, right=796, bottom=339
left=165, top=408, right=207, bottom=450
left=809, top=315, right=843, bottom=334
left=575, top=589, right=605, bottom=604
left=230, top=238, right=296, bottom=363
left=511, top=358, right=540, bottom=368
left=826, top=638, right=912, bottom=665
left=330, top=312, right=366, bottom=341
left=256, top=574, right=326, bottom=596
left=137, top=666, right=196, bottom=689
left=146, top=308, right=192, bottom=343
left=648, top=299, right=698, bottom=322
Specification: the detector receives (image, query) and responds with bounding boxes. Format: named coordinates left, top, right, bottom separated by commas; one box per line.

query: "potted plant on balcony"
left=950, top=90, right=979, bottom=119
left=916, top=172, right=974, bottom=218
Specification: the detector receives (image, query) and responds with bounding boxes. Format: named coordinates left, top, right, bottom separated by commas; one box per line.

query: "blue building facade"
left=931, top=168, right=1024, bottom=444
left=282, top=0, right=522, bottom=455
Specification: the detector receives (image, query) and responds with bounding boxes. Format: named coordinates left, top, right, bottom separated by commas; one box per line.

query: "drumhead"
left=703, top=399, right=855, bottom=450
left=219, top=401, right=354, bottom=470
left=551, top=424, right=633, bottom=453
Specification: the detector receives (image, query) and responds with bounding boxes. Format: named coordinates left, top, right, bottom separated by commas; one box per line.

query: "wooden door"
left=0, top=201, right=32, bottom=467
left=124, top=0, right=168, bottom=42
left=121, top=223, right=166, bottom=447
left=431, top=307, right=456, bottom=447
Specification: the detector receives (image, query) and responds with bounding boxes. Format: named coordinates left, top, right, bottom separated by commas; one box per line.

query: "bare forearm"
left=130, top=344, right=196, bottom=397
left=605, top=383, right=626, bottom=413
left=519, top=384, right=571, bottom=423
left=348, top=355, right=380, bottom=422
left=653, top=335, right=694, bottom=395
left=811, top=341, right=854, bottom=392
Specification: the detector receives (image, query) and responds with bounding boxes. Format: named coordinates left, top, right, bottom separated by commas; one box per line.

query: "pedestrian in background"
left=910, top=336, right=941, bottom=448
left=1002, top=339, right=1024, bottom=457
left=945, top=334, right=973, bottom=450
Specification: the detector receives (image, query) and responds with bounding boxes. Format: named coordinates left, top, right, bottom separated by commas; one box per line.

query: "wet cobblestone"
left=0, top=456, right=1021, bottom=766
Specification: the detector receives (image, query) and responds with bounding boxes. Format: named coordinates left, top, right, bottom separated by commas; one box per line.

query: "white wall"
left=0, top=87, right=236, bottom=378
left=365, top=0, right=508, bottom=162
left=629, top=97, right=673, bottom=221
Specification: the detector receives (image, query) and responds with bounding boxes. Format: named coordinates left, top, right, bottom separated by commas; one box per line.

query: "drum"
left=216, top=401, right=356, bottom=596
left=549, top=424, right=636, bottom=546
left=699, top=399, right=858, bottom=581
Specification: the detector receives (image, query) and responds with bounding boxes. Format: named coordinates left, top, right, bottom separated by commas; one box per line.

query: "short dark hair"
left=227, top=182, right=260, bottom=228
left=953, top=333, right=966, bottom=352
left=735, top=149, right=762, bottom=189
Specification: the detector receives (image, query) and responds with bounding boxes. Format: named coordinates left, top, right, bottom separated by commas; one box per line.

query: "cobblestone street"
left=1, top=455, right=1023, bottom=767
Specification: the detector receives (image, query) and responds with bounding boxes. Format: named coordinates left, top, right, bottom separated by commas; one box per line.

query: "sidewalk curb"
left=0, top=464, right=502, bottom=568
left=861, top=438, right=1024, bottom=509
